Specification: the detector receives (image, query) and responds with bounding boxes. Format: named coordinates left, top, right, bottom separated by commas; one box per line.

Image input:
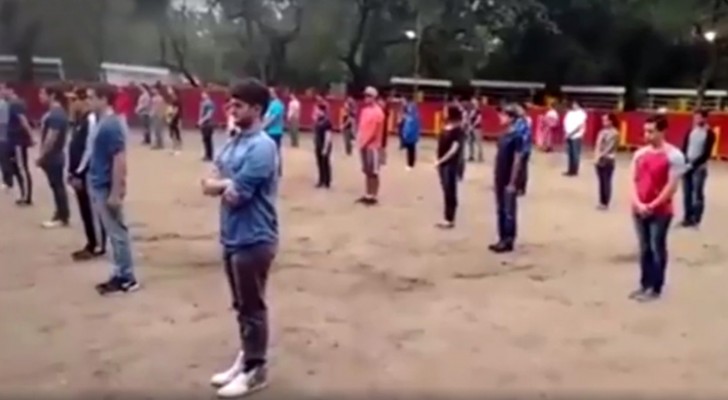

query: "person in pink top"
left=355, top=86, right=385, bottom=206
left=629, top=114, right=686, bottom=303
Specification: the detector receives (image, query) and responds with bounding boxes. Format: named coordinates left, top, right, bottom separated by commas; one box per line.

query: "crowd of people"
left=0, top=77, right=717, bottom=397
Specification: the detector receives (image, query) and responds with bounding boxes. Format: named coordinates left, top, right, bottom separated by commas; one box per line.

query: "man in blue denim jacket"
left=201, top=78, right=279, bottom=399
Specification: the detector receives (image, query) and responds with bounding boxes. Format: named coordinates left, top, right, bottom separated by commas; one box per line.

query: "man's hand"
left=222, top=185, right=240, bottom=204
left=634, top=202, right=650, bottom=216
left=68, top=176, right=82, bottom=190
left=107, top=192, right=123, bottom=211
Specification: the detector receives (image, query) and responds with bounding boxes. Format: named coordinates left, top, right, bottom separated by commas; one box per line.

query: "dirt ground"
left=2, top=130, right=728, bottom=398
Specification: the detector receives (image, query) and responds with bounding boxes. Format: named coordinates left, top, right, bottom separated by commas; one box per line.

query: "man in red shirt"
left=630, top=115, right=686, bottom=302
left=356, top=87, right=385, bottom=205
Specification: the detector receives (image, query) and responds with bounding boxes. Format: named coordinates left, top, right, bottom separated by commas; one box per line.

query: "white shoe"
left=210, top=351, right=244, bottom=387
left=216, top=367, right=268, bottom=398
left=41, top=220, right=67, bottom=229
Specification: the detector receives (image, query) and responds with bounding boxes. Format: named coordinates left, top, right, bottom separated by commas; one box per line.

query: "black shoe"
left=680, top=220, right=697, bottom=228
left=15, top=199, right=32, bottom=207
left=72, top=248, right=96, bottom=262
left=95, top=277, right=140, bottom=296
left=488, top=242, right=514, bottom=253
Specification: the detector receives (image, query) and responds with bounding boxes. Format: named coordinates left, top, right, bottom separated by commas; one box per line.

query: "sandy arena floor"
left=2, top=131, right=728, bottom=398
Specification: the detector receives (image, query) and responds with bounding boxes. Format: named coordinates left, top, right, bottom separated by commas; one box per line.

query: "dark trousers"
left=201, top=125, right=215, bottom=161
left=343, top=126, right=354, bottom=156
left=595, top=159, right=615, bottom=207
left=404, top=142, right=417, bottom=168
left=315, top=148, right=332, bottom=187
left=140, top=115, right=151, bottom=144
left=0, top=141, right=13, bottom=187
left=11, top=146, right=32, bottom=203
left=633, top=214, right=672, bottom=294
left=495, top=186, right=518, bottom=244
left=223, top=244, right=277, bottom=369
left=516, top=152, right=531, bottom=195
left=74, top=181, right=106, bottom=251
left=682, top=168, right=707, bottom=225
left=169, top=118, right=182, bottom=145
left=457, top=142, right=466, bottom=181
left=438, top=163, right=459, bottom=222
left=41, top=161, right=70, bottom=223
left=566, top=138, right=582, bottom=175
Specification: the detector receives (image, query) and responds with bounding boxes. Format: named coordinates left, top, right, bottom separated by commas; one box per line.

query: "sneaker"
left=636, top=290, right=661, bottom=303
left=435, top=221, right=455, bottom=230
left=95, top=277, right=140, bottom=296
left=216, top=366, right=268, bottom=398
left=210, top=351, right=244, bottom=387
left=71, top=248, right=96, bottom=262
left=488, top=242, right=514, bottom=254
left=628, top=288, right=649, bottom=300
left=41, top=220, right=68, bottom=229
left=15, top=199, right=32, bottom=207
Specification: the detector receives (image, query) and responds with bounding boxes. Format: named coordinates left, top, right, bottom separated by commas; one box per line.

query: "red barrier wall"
left=11, top=84, right=728, bottom=159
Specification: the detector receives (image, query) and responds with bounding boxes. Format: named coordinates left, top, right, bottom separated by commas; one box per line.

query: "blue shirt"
left=494, top=126, right=525, bottom=188
left=89, top=113, right=126, bottom=192
left=39, top=105, right=69, bottom=166
left=513, top=116, right=531, bottom=154
left=199, top=98, right=215, bottom=127
left=215, top=130, right=279, bottom=250
left=263, top=99, right=285, bottom=136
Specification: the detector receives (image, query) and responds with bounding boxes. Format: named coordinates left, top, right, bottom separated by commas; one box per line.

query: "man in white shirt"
left=287, top=93, right=300, bottom=147
left=562, top=100, right=587, bottom=176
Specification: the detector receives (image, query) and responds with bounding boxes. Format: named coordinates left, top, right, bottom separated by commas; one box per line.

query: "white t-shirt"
left=563, top=108, right=587, bottom=139
left=287, top=98, right=300, bottom=120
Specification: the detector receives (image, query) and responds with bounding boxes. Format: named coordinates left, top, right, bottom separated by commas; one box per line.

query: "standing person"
left=342, top=95, right=357, bottom=156
left=263, top=88, right=285, bottom=175
left=202, top=78, right=278, bottom=398
left=198, top=89, right=216, bottom=162
left=87, top=85, right=139, bottom=295
left=286, top=92, right=301, bottom=148
left=150, top=86, right=167, bottom=149
left=466, top=98, right=484, bottom=163
left=680, top=109, right=716, bottom=228
left=563, top=100, right=587, bottom=176
left=167, top=87, right=183, bottom=154
left=434, top=105, right=465, bottom=229
left=115, top=85, right=132, bottom=130
left=355, top=86, right=385, bottom=206
left=37, top=86, right=71, bottom=229
left=0, top=83, right=11, bottom=190
left=378, top=96, right=390, bottom=166
left=514, top=103, right=532, bottom=196
left=313, top=102, right=333, bottom=188
left=68, top=88, right=106, bottom=261
left=629, top=115, right=686, bottom=302
left=539, top=103, right=559, bottom=152
left=594, top=113, right=619, bottom=210
left=489, top=105, right=526, bottom=254
left=6, top=88, right=33, bottom=205
left=400, top=98, right=420, bottom=170
left=135, top=83, right=152, bottom=145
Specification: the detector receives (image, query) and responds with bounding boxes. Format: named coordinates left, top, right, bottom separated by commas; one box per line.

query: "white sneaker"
left=216, top=367, right=268, bottom=398
left=41, top=220, right=67, bottom=229
left=210, top=351, right=244, bottom=387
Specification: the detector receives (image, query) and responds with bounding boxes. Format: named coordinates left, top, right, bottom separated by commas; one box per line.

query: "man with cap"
left=355, top=86, right=385, bottom=205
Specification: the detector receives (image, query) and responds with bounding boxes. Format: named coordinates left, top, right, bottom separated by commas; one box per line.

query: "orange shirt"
left=356, top=104, right=385, bottom=150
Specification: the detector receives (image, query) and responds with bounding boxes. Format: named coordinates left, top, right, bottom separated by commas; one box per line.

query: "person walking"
left=6, top=88, right=33, bottom=206
left=594, top=113, right=619, bottom=209
left=680, top=109, right=716, bottom=228
left=342, top=96, right=357, bottom=156
left=312, top=102, right=333, bottom=188
left=87, top=85, right=139, bottom=295
left=67, top=87, right=106, bottom=261
left=434, top=105, right=465, bottom=229
left=629, top=115, right=686, bottom=302
left=355, top=87, right=385, bottom=206
left=400, top=98, right=421, bottom=170
left=150, top=86, right=167, bottom=149
left=37, top=85, right=71, bottom=229
left=202, top=78, right=279, bottom=398
left=286, top=92, right=301, bottom=148
left=198, top=89, right=216, bottom=162
left=563, top=100, right=587, bottom=176
left=466, top=97, right=484, bottom=163
left=166, top=87, right=183, bottom=154
left=135, top=83, right=152, bottom=145
left=489, top=105, right=526, bottom=254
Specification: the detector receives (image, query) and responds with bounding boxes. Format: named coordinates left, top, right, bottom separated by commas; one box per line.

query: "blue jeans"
left=91, top=188, right=135, bottom=281
left=566, top=138, right=582, bottom=175
left=495, top=186, right=518, bottom=244
left=633, top=214, right=672, bottom=294
left=682, top=168, right=707, bottom=224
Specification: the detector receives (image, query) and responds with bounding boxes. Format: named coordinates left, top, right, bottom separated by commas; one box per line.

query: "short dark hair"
left=696, top=109, right=709, bottom=118
left=646, top=114, right=668, bottom=131
left=446, top=105, right=462, bottom=122
left=43, top=84, right=68, bottom=108
left=89, top=84, right=118, bottom=106
left=605, top=112, right=619, bottom=127
left=230, top=78, right=270, bottom=116
left=74, top=86, right=87, bottom=100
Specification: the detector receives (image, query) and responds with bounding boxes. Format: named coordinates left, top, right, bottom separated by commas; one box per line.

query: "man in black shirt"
left=37, top=85, right=71, bottom=228
left=490, top=105, right=525, bottom=253
left=434, top=105, right=465, bottom=229
left=67, top=88, right=106, bottom=261
left=313, top=102, right=333, bottom=188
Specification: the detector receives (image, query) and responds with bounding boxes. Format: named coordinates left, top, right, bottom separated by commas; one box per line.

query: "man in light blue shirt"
left=263, top=88, right=285, bottom=175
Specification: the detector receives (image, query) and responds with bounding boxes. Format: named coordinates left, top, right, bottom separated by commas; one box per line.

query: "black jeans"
left=224, top=244, right=277, bottom=369
left=595, top=159, right=615, bottom=207
left=169, top=118, right=182, bottom=146
left=201, top=125, right=215, bottom=161
left=495, top=186, right=518, bottom=244
left=633, top=214, right=672, bottom=294
left=516, top=152, right=531, bottom=195
left=271, top=135, right=282, bottom=176
left=566, top=138, right=582, bottom=175
left=41, top=160, right=70, bottom=223
left=404, top=142, right=417, bottom=168
left=438, top=163, right=459, bottom=223
left=0, top=141, right=13, bottom=187
left=10, top=146, right=32, bottom=203
left=315, top=147, right=332, bottom=187
left=682, top=168, right=708, bottom=225
left=74, top=180, right=106, bottom=252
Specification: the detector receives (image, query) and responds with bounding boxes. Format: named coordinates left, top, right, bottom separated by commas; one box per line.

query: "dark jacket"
left=681, top=126, right=716, bottom=171
left=68, top=111, right=91, bottom=178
